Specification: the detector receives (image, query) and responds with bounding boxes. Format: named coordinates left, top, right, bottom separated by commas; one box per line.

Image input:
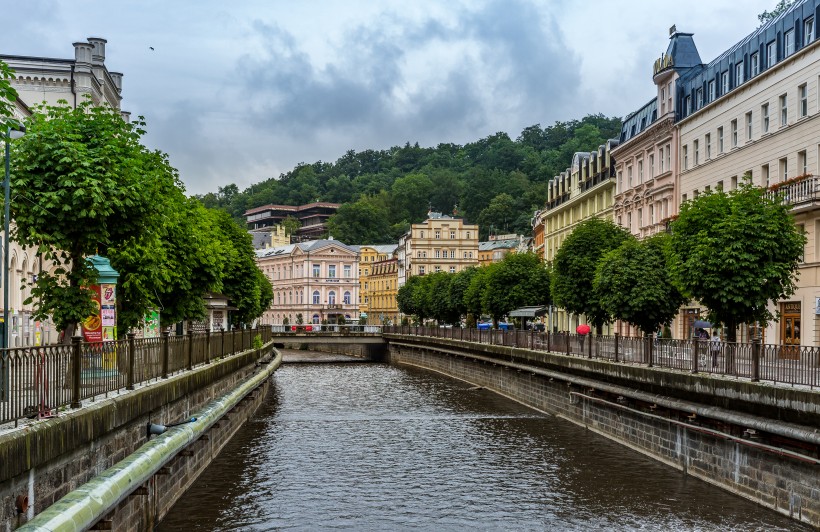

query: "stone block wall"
left=388, top=343, right=819, bottom=527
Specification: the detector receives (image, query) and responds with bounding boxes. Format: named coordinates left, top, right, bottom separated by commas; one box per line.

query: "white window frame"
left=780, top=93, right=788, bottom=126
left=767, top=41, right=776, bottom=68
left=785, top=29, right=795, bottom=57
left=708, top=80, right=716, bottom=101
left=735, top=62, right=743, bottom=85
left=805, top=18, right=815, bottom=46
left=721, top=71, right=729, bottom=94
left=751, top=52, right=760, bottom=77
left=717, top=127, right=724, bottom=153
left=800, top=84, right=808, bottom=117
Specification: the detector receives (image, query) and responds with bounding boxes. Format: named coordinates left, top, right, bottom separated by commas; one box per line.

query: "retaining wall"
left=387, top=338, right=820, bottom=527
left=0, top=343, right=277, bottom=531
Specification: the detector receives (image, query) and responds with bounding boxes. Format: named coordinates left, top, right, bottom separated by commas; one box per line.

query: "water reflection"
left=159, top=361, right=804, bottom=531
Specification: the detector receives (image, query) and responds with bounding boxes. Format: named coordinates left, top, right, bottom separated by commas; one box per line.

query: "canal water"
left=159, top=352, right=805, bottom=531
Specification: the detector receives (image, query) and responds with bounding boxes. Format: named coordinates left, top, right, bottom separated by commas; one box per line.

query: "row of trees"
left=550, top=180, right=804, bottom=341
left=199, top=115, right=622, bottom=243
left=397, top=252, right=550, bottom=326
left=3, top=70, right=272, bottom=337
left=397, top=180, right=805, bottom=341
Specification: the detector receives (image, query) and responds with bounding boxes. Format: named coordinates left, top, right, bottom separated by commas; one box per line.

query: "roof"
left=478, top=239, right=519, bottom=251
left=508, top=306, right=547, bottom=318
left=619, top=98, right=658, bottom=144
left=255, top=238, right=357, bottom=258
left=244, top=201, right=341, bottom=216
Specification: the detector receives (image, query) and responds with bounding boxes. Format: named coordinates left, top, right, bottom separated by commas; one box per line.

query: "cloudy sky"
left=2, top=0, right=774, bottom=195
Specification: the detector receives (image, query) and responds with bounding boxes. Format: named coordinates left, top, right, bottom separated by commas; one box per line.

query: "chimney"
left=73, top=42, right=93, bottom=64
left=109, top=72, right=123, bottom=93
left=87, top=37, right=107, bottom=64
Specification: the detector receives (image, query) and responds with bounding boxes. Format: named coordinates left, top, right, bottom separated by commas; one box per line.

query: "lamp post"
left=3, top=123, right=25, bottom=349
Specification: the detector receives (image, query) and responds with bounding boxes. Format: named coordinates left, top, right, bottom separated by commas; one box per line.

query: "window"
left=696, top=88, right=703, bottom=108
left=328, top=265, right=336, bottom=278
left=659, top=147, right=664, bottom=173
left=450, top=230, right=455, bottom=239
left=718, top=127, right=724, bottom=153
left=717, top=180, right=724, bottom=191
left=735, top=61, right=743, bottom=85
left=649, top=204, right=654, bottom=225
left=463, top=252, right=467, bottom=258
left=450, top=250, right=455, bottom=258
left=780, top=94, right=788, bottom=126
left=434, top=266, right=441, bottom=272
left=762, top=164, right=770, bottom=187
left=762, top=103, right=769, bottom=133
left=682, top=193, right=688, bottom=203
left=806, top=18, right=815, bottom=46
left=435, top=230, right=440, bottom=239
left=705, top=133, right=711, bottom=159
left=721, top=71, right=729, bottom=94
left=627, top=166, right=633, bottom=187
left=312, top=264, right=320, bottom=277
left=685, top=96, right=691, bottom=115
left=746, top=111, right=753, bottom=140
left=683, top=145, right=689, bottom=170
left=637, top=208, right=643, bottom=229
left=449, top=266, right=456, bottom=273
left=800, top=84, right=808, bottom=117
left=418, top=266, right=425, bottom=275
left=694, top=139, right=699, bottom=165
left=466, top=232, right=471, bottom=239
left=767, top=41, right=776, bottom=68
left=649, top=154, right=654, bottom=178
left=751, top=52, right=760, bottom=77
left=328, top=291, right=336, bottom=305
left=434, top=249, right=440, bottom=258
left=638, top=160, right=643, bottom=183
left=731, top=119, right=738, bottom=147
left=660, top=87, right=665, bottom=114
left=344, top=265, right=351, bottom=278
left=312, top=291, right=320, bottom=304
left=665, top=144, right=671, bottom=170
left=780, top=157, right=789, bottom=181
left=797, top=224, right=805, bottom=262
left=708, top=80, right=716, bottom=101
left=731, top=175, right=739, bottom=190
left=627, top=212, right=632, bottom=232
left=785, top=29, right=795, bottom=57
left=799, top=150, right=807, bottom=175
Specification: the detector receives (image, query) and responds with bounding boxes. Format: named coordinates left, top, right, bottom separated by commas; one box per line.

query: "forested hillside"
left=197, top=114, right=621, bottom=243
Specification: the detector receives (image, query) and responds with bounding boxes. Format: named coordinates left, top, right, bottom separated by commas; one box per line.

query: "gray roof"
left=479, top=239, right=520, bottom=251
left=255, top=238, right=357, bottom=259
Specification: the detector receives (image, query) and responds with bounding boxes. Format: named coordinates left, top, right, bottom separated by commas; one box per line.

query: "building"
left=244, top=202, right=340, bottom=241
left=397, top=232, right=411, bottom=289
left=249, top=224, right=292, bottom=250
left=405, top=212, right=479, bottom=278
left=531, top=209, right=545, bottom=256
left=671, top=1, right=820, bottom=345
left=255, top=239, right=359, bottom=325
left=477, top=234, right=524, bottom=266
left=1, top=37, right=126, bottom=346
left=540, top=142, right=618, bottom=332
left=357, top=245, right=397, bottom=321
left=362, top=256, right=399, bottom=325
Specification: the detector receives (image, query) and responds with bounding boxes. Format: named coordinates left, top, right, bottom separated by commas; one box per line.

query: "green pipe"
left=19, top=349, right=282, bottom=532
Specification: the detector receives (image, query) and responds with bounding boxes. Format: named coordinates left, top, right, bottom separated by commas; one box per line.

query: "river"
left=158, top=351, right=804, bottom=531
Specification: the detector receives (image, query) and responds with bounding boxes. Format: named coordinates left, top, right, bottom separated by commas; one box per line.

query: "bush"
left=252, top=334, right=263, bottom=349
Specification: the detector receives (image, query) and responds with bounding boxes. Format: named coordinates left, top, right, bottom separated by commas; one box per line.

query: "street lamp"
left=4, top=123, right=25, bottom=349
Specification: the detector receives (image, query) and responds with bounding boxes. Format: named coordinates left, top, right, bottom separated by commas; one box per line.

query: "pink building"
left=255, top=239, right=359, bottom=325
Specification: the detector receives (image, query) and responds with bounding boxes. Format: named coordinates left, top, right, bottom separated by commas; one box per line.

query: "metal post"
left=647, top=335, right=653, bottom=367
left=161, top=330, right=169, bottom=378
left=205, top=329, right=211, bottom=364
left=70, top=335, right=82, bottom=408
left=221, top=327, right=225, bottom=358
left=588, top=334, right=593, bottom=359
left=126, top=332, right=136, bottom=390
left=751, top=335, right=761, bottom=382
left=565, top=332, right=570, bottom=356
left=614, top=332, right=620, bottom=363
left=3, top=128, right=10, bottom=350
left=187, top=329, right=194, bottom=370
left=692, top=338, right=699, bottom=373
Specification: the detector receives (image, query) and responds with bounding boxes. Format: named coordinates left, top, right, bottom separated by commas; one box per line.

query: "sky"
left=1, top=0, right=775, bottom=196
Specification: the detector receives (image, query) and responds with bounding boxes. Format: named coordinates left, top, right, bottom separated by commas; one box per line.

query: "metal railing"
left=384, top=326, right=820, bottom=389
left=0, top=326, right=273, bottom=427
left=270, top=324, right=383, bottom=334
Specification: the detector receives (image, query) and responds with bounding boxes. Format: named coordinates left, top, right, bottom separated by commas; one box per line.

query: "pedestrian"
left=710, top=330, right=721, bottom=368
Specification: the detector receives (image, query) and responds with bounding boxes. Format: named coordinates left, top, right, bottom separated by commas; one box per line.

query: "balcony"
left=766, top=174, right=820, bottom=213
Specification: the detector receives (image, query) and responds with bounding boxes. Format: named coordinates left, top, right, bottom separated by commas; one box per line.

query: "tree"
left=397, top=275, right=426, bottom=323
left=551, top=218, right=631, bottom=331
left=326, top=195, right=392, bottom=244
left=463, top=267, right=489, bottom=321
left=12, top=100, right=169, bottom=334
left=0, top=61, right=19, bottom=121
left=426, top=271, right=459, bottom=325
left=594, top=234, right=685, bottom=336
left=482, top=252, right=550, bottom=326
left=390, top=172, right=433, bottom=222
left=669, top=180, right=805, bottom=342
left=477, top=193, right=517, bottom=239
left=449, top=267, right=479, bottom=323
left=758, top=0, right=796, bottom=25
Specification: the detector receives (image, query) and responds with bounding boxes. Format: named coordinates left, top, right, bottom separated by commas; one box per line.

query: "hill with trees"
left=197, top=114, right=621, bottom=243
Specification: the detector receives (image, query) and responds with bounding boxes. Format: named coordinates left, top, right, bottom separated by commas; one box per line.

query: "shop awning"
left=508, top=306, right=547, bottom=318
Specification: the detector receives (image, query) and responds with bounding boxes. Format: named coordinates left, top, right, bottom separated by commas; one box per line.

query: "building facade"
left=357, top=244, right=397, bottom=320
left=477, top=235, right=523, bottom=266
left=362, top=258, right=399, bottom=325
left=244, top=202, right=340, bottom=241
left=405, top=212, right=479, bottom=278
left=1, top=37, right=125, bottom=346
left=673, top=1, right=820, bottom=345
left=256, top=239, right=359, bottom=325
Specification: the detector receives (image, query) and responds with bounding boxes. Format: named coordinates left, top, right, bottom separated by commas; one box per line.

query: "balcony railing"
left=766, top=174, right=820, bottom=208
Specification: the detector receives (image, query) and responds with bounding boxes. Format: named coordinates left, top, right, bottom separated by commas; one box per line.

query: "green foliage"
left=252, top=334, right=263, bottom=349
left=758, top=0, right=796, bottom=25
left=196, top=114, right=622, bottom=243
left=283, top=316, right=290, bottom=326
left=594, top=234, right=685, bottom=336
left=481, top=252, right=551, bottom=322
left=0, top=61, right=20, bottom=122
left=551, top=218, right=631, bottom=329
left=669, top=179, right=805, bottom=341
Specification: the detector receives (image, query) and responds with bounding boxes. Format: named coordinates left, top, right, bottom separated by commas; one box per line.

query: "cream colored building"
left=674, top=2, right=820, bottom=345
left=541, top=142, right=618, bottom=332
left=357, top=244, right=397, bottom=321
left=405, top=213, right=478, bottom=278
left=1, top=37, right=125, bottom=345
left=362, top=257, right=399, bottom=325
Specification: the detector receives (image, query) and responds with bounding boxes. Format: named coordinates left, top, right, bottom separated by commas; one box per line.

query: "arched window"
left=312, top=314, right=320, bottom=324
left=312, top=291, right=320, bottom=304
left=328, top=291, right=336, bottom=305
left=343, top=291, right=351, bottom=304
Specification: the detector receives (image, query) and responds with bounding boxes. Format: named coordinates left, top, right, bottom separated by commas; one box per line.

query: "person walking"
left=710, top=330, right=721, bottom=368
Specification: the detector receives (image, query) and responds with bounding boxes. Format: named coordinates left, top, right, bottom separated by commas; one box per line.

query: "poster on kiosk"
left=82, top=256, right=119, bottom=373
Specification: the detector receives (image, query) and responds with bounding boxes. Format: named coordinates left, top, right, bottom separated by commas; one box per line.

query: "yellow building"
left=362, top=258, right=399, bottom=325
left=477, top=234, right=523, bottom=266
left=405, top=212, right=478, bottom=278
left=358, top=245, right=397, bottom=321
left=542, top=142, right=619, bottom=332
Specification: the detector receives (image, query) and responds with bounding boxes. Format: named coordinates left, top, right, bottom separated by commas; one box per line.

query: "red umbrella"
left=576, top=324, right=591, bottom=335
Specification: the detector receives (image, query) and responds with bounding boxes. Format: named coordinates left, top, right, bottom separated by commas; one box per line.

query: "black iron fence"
left=0, top=326, right=272, bottom=427
left=384, top=326, right=820, bottom=389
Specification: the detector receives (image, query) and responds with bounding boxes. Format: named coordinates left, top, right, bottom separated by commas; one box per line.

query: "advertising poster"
left=81, top=285, right=103, bottom=343
left=144, top=310, right=160, bottom=339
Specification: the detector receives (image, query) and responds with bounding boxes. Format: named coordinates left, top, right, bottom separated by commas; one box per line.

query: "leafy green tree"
left=478, top=193, right=517, bottom=239
left=669, top=180, right=805, bottom=341
left=463, top=267, right=489, bottom=321
left=449, top=267, right=479, bottom=323
left=551, top=218, right=631, bottom=331
left=326, top=195, right=392, bottom=244
left=594, top=234, right=685, bottom=336
left=481, top=252, right=550, bottom=326
left=281, top=216, right=302, bottom=240
left=12, top=100, right=169, bottom=335
left=426, top=271, right=460, bottom=325
left=397, top=275, right=425, bottom=323
left=391, top=172, right=434, bottom=222
left=758, top=0, right=796, bottom=25
left=0, top=61, right=19, bottom=121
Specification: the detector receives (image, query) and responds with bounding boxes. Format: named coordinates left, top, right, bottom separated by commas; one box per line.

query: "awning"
left=508, top=306, right=547, bottom=318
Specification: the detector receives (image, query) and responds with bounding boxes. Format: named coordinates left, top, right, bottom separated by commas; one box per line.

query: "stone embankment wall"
left=386, top=337, right=820, bottom=528
left=281, top=341, right=385, bottom=361
left=0, top=344, right=278, bottom=531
